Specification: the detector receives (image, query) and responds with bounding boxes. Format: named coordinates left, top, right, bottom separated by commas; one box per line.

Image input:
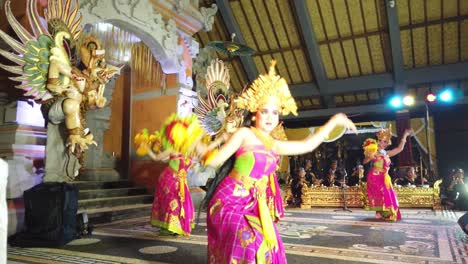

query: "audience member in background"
left=348, top=164, right=364, bottom=186
left=291, top=167, right=307, bottom=207
left=323, top=163, right=342, bottom=187
left=396, top=167, right=428, bottom=186
left=304, top=159, right=322, bottom=186
left=445, top=168, right=468, bottom=211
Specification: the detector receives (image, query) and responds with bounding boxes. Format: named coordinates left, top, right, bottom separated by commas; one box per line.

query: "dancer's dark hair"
left=196, top=111, right=253, bottom=224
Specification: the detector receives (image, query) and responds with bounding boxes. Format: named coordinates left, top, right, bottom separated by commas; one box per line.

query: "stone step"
left=78, top=194, right=153, bottom=211
left=71, top=180, right=133, bottom=191
left=78, top=187, right=148, bottom=200
left=79, top=204, right=153, bottom=225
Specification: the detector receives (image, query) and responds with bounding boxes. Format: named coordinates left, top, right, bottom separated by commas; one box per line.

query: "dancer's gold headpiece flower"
left=376, top=124, right=392, bottom=142
left=236, top=60, right=297, bottom=116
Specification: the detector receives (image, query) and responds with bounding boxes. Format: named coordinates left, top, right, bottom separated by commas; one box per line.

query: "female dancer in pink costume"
left=201, top=61, right=356, bottom=263
left=148, top=150, right=194, bottom=235
left=363, top=126, right=411, bottom=221
left=142, top=115, right=203, bottom=236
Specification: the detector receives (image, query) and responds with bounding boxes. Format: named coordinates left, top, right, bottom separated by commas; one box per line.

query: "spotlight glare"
left=439, top=89, right=454, bottom=102
left=426, top=93, right=436, bottom=103
left=389, top=96, right=402, bottom=108
left=403, top=95, right=415, bottom=106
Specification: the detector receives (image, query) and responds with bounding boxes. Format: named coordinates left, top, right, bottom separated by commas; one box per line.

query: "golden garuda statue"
left=0, top=0, right=120, bottom=181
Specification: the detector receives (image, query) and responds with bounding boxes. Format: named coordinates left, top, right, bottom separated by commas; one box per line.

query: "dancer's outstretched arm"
left=387, top=129, right=412, bottom=157
left=274, top=113, right=357, bottom=156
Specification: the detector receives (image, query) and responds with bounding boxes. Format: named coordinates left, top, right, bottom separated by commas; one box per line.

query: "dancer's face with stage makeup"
left=378, top=138, right=391, bottom=150
left=255, top=100, right=279, bottom=134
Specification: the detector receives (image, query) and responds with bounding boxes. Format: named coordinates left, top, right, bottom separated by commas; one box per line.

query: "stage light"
left=389, top=96, right=402, bottom=108
left=439, top=89, right=454, bottom=103
left=402, top=95, right=415, bottom=106
left=426, top=92, right=437, bottom=103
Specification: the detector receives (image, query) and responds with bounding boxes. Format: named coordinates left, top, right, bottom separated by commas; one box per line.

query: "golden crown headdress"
left=376, top=124, right=392, bottom=141
left=236, top=60, right=298, bottom=116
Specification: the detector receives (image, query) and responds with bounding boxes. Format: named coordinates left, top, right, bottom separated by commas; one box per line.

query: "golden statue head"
left=80, top=36, right=105, bottom=69
left=236, top=60, right=297, bottom=116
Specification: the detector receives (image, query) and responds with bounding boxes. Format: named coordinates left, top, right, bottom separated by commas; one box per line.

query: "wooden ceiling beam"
left=292, top=0, right=334, bottom=108
left=216, top=0, right=258, bottom=83
left=281, top=96, right=468, bottom=120
left=385, top=0, right=405, bottom=92
left=405, top=62, right=468, bottom=85
left=314, top=14, right=468, bottom=47
left=291, top=61, right=468, bottom=96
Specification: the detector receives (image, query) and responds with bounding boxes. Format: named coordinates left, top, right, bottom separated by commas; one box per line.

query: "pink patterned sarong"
left=207, top=145, right=287, bottom=263
left=151, top=154, right=194, bottom=235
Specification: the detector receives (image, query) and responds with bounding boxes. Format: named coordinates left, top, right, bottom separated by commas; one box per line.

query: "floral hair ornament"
left=236, top=60, right=298, bottom=116
left=376, top=124, right=392, bottom=142
left=362, top=138, right=378, bottom=157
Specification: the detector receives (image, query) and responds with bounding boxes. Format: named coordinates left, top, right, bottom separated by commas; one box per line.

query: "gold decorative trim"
left=294, top=185, right=441, bottom=209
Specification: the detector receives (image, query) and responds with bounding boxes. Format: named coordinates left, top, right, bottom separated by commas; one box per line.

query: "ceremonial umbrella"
left=206, top=33, right=255, bottom=57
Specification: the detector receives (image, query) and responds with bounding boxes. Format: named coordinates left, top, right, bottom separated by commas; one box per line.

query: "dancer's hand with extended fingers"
left=330, top=113, right=358, bottom=134
left=403, top=129, right=412, bottom=138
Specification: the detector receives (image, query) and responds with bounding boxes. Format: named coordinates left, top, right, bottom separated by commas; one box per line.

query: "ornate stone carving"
left=198, top=4, right=218, bottom=31
left=192, top=47, right=216, bottom=94
left=79, top=0, right=183, bottom=74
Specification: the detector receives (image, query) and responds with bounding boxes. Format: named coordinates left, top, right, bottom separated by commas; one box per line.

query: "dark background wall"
left=434, top=104, right=468, bottom=178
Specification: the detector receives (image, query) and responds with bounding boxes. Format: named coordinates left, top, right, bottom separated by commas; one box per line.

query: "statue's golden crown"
left=236, top=60, right=297, bottom=116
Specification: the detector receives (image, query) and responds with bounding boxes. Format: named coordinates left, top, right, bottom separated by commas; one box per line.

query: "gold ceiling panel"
left=367, top=34, right=388, bottom=73
left=412, top=27, right=429, bottom=67
left=462, top=21, right=468, bottom=60
left=319, top=44, right=336, bottom=79
left=253, top=56, right=267, bottom=75
left=335, top=96, right=343, bottom=104
left=308, top=0, right=390, bottom=80
left=427, top=25, right=443, bottom=65
left=333, top=88, right=394, bottom=107
left=356, top=93, right=368, bottom=102
left=354, top=38, right=374, bottom=75
left=230, top=1, right=257, bottom=50
left=296, top=97, right=322, bottom=110
left=347, top=0, right=366, bottom=35
left=328, top=42, right=347, bottom=78
left=293, top=49, right=313, bottom=82
left=234, top=0, right=268, bottom=51
left=276, top=0, right=302, bottom=47
left=341, top=39, right=361, bottom=77
left=397, top=0, right=468, bottom=70
left=344, top=94, right=356, bottom=103
left=230, top=0, right=314, bottom=86
left=443, top=22, right=460, bottom=64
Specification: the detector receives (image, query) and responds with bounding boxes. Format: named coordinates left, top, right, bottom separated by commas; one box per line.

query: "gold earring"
left=252, top=116, right=256, bottom=121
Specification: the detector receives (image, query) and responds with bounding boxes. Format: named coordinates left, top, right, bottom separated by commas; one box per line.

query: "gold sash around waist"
left=230, top=170, right=269, bottom=194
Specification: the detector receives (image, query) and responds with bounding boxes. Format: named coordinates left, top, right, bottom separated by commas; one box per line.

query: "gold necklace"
left=250, top=127, right=274, bottom=150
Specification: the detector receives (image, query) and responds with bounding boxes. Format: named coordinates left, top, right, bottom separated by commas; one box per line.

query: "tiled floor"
left=7, top=208, right=468, bottom=263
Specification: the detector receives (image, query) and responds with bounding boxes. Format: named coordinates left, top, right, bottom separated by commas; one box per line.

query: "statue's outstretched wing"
left=0, top=0, right=82, bottom=101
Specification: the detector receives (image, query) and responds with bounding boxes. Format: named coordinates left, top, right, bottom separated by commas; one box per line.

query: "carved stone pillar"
left=80, top=79, right=120, bottom=181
